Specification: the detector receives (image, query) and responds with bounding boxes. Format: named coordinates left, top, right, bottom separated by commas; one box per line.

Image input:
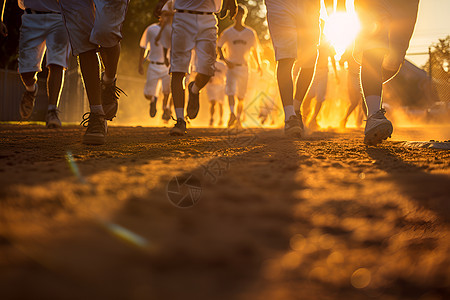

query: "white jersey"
left=174, top=0, right=222, bottom=13
left=210, top=61, right=227, bottom=85
left=159, top=24, right=172, bottom=50
left=140, top=24, right=166, bottom=63
left=218, top=26, right=258, bottom=65
left=18, top=0, right=60, bottom=12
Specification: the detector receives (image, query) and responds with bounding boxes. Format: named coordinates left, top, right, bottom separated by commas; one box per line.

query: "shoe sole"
left=103, top=102, right=118, bottom=121
left=187, top=103, right=199, bottom=119
left=187, top=84, right=199, bottom=119
left=20, top=105, right=33, bottom=120
left=83, top=135, right=105, bottom=145
left=285, top=126, right=303, bottom=138
left=364, top=122, right=393, bottom=145
left=150, top=103, right=157, bottom=118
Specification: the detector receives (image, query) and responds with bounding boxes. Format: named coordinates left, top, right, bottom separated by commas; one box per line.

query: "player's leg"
left=46, top=64, right=65, bottom=128
left=382, top=0, right=419, bottom=84
left=354, top=0, right=392, bottom=145
left=308, top=68, right=328, bottom=129
left=59, top=0, right=107, bottom=144
left=236, top=98, right=244, bottom=124
left=44, top=14, right=70, bottom=128
left=172, top=72, right=186, bottom=117
left=91, top=0, right=128, bottom=121
left=77, top=49, right=108, bottom=144
left=161, top=70, right=171, bottom=121
left=169, top=12, right=198, bottom=134
left=341, top=63, right=362, bottom=128
left=218, top=103, right=223, bottom=125
left=226, top=68, right=238, bottom=128
left=276, top=58, right=304, bottom=135
left=235, top=66, right=248, bottom=125
left=301, top=91, right=314, bottom=124
left=144, top=64, right=160, bottom=118
left=186, top=14, right=217, bottom=120
left=186, top=72, right=210, bottom=119
left=210, top=100, right=216, bottom=126
left=265, top=0, right=319, bottom=137
left=18, top=12, right=47, bottom=120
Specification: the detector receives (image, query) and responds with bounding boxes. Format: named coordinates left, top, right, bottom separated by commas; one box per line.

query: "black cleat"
left=149, top=97, right=157, bottom=118
left=101, top=77, right=127, bottom=121
left=170, top=118, right=187, bottom=136
left=186, top=82, right=200, bottom=119
left=285, top=115, right=304, bottom=137
left=20, top=84, right=38, bottom=120
left=81, top=112, right=107, bottom=145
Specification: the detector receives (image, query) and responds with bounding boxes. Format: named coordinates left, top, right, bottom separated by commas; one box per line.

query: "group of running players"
left=1, top=0, right=420, bottom=146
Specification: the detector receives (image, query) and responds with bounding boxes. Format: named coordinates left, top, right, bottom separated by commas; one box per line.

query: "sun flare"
left=322, top=1, right=361, bottom=60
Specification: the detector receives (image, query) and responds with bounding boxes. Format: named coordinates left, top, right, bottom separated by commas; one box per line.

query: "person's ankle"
left=103, top=74, right=116, bottom=84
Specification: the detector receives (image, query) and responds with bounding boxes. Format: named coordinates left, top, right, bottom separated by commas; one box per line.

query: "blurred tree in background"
left=424, top=35, right=450, bottom=81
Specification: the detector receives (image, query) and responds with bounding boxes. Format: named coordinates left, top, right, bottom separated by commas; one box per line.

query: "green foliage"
left=424, top=35, right=450, bottom=80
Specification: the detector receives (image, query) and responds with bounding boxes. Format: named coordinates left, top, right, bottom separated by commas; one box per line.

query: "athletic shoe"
left=170, top=118, right=187, bottom=136
left=46, top=109, right=62, bottom=128
left=364, top=108, right=393, bottom=145
left=81, top=112, right=107, bottom=145
left=162, top=108, right=171, bottom=121
left=20, top=84, right=38, bottom=120
left=101, top=77, right=126, bottom=121
left=227, top=113, right=236, bottom=128
left=149, top=97, right=157, bottom=118
left=186, top=82, right=200, bottom=119
left=209, top=118, right=214, bottom=126
left=285, top=115, right=304, bottom=137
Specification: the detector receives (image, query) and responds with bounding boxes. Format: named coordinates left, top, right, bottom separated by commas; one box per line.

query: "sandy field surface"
left=0, top=123, right=449, bottom=300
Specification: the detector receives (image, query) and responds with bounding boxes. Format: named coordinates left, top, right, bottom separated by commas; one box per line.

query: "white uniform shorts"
left=265, top=0, right=320, bottom=67
left=144, top=63, right=170, bottom=97
left=206, top=83, right=225, bottom=103
left=307, top=67, right=328, bottom=103
left=59, top=0, right=128, bottom=56
left=225, top=65, right=249, bottom=99
left=354, top=0, right=419, bottom=71
left=170, top=12, right=217, bottom=76
left=19, top=13, right=70, bottom=73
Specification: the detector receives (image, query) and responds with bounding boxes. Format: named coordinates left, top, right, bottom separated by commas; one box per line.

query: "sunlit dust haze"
left=111, top=0, right=448, bottom=143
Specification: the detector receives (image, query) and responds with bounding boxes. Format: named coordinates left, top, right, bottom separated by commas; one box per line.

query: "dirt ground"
left=0, top=123, right=449, bottom=300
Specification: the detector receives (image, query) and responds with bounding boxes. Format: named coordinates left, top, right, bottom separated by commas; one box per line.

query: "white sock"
left=284, top=105, right=296, bottom=121
left=230, top=105, right=235, bottom=114
left=25, top=84, right=36, bottom=93
left=191, top=83, right=200, bottom=94
left=365, top=95, right=381, bottom=117
left=48, top=104, right=57, bottom=111
left=175, top=108, right=184, bottom=119
left=90, top=105, right=105, bottom=115
left=293, top=99, right=301, bottom=113
left=103, top=74, right=116, bottom=84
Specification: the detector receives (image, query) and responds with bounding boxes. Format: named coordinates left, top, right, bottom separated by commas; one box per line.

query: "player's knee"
left=47, top=64, right=64, bottom=71
left=20, top=72, right=37, bottom=86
